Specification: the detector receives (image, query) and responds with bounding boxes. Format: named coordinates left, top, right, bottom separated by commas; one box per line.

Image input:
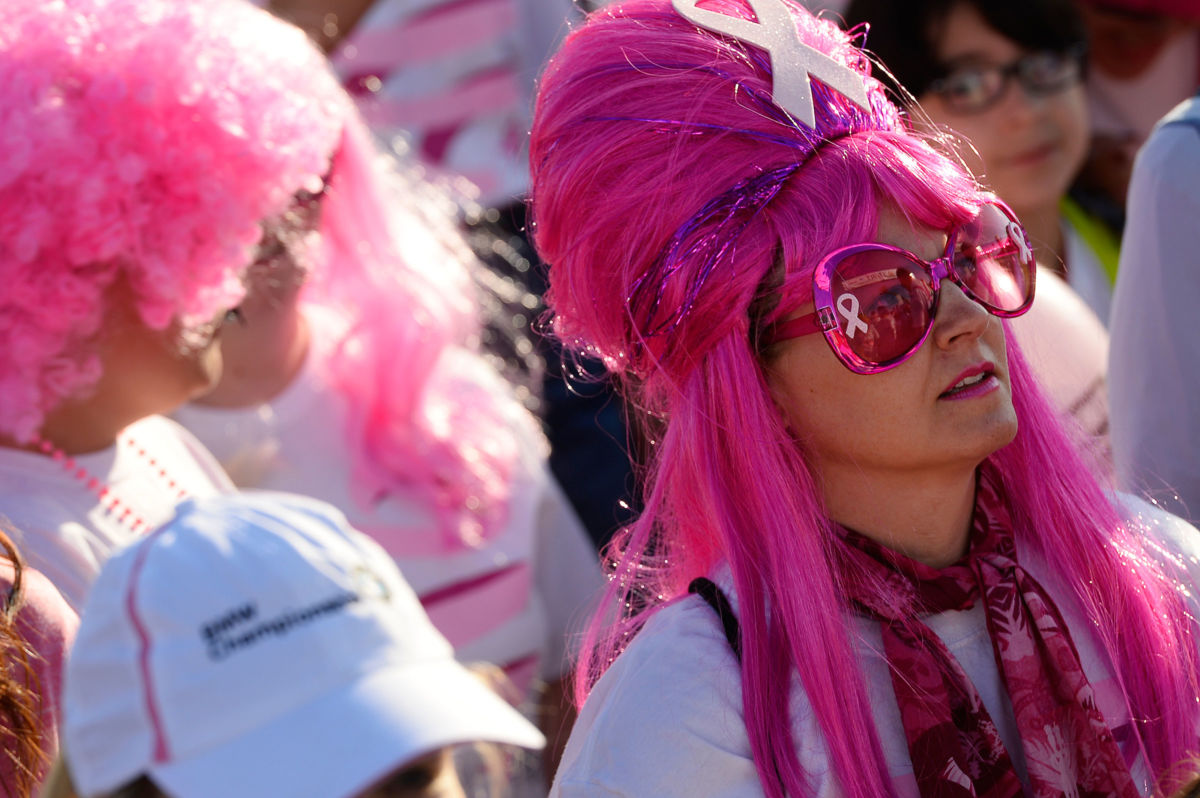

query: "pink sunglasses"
left=764, top=201, right=1036, bottom=374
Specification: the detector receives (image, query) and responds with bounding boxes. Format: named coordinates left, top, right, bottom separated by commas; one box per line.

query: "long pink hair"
left=0, top=0, right=346, bottom=443
left=529, top=1, right=1200, bottom=795
left=297, top=115, right=530, bottom=554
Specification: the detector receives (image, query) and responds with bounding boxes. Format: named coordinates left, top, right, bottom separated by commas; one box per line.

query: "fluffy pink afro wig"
left=0, top=0, right=349, bottom=441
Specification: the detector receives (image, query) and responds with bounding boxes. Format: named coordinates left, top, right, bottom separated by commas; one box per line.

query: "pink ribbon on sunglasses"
left=764, top=201, right=1035, bottom=374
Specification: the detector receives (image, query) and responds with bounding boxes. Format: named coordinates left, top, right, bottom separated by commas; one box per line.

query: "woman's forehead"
left=873, top=207, right=950, bottom=262
left=932, top=3, right=1024, bottom=65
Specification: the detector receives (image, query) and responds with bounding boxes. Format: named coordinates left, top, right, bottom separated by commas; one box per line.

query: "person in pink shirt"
left=842, top=0, right=1116, bottom=457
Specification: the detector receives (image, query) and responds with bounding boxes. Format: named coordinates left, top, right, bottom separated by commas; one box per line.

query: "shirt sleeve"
left=1109, top=110, right=1200, bottom=522
left=550, top=599, right=766, bottom=798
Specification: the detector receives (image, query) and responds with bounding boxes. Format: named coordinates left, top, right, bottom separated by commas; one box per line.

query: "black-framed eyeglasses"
left=927, top=43, right=1087, bottom=114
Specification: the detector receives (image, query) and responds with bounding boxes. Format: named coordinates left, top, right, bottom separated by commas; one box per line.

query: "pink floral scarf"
left=833, top=469, right=1140, bottom=798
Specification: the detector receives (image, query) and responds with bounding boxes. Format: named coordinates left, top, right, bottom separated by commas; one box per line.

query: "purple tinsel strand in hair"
left=627, top=162, right=801, bottom=338
left=595, top=47, right=898, bottom=352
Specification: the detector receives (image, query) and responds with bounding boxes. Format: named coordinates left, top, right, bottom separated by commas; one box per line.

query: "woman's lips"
left=939, top=373, right=1001, bottom=401
left=940, top=363, right=998, bottom=399
left=1004, top=141, right=1058, bottom=168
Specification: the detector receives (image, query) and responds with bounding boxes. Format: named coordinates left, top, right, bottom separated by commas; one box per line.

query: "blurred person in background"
left=166, top=1, right=604, bottom=781
left=844, top=0, right=1114, bottom=454
left=261, top=0, right=640, bottom=551
left=844, top=0, right=1115, bottom=320
left=0, top=523, right=76, bottom=798
left=1109, top=92, right=1200, bottom=522
left=1072, top=0, right=1200, bottom=230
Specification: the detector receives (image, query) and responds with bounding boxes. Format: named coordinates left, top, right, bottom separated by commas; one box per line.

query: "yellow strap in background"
left=1060, top=195, right=1121, bottom=287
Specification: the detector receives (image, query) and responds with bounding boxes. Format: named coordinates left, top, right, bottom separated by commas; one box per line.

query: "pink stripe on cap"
left=123, top=528, right=174, bottom=763
left=420, top=562, right=530, bottom=648
left=357, top=66, right=521, bottom=129
left=335, top=0, right=516, bottom=74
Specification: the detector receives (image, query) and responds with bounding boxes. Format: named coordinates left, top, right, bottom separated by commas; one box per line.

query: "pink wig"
left=298, top=118, right=528, bottom=554
left=529, top=1, right=1200, bottom=795
left=0, top=0, right=347, bottom=441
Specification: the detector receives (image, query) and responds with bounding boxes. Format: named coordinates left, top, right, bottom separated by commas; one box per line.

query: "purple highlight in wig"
left=549, top=16, right=901, bottom=375
left=0, top=0, right=346, bottom=441
left=627, top=162, right=801, bottom=341
left=529, top=0, right=1200, bottom=795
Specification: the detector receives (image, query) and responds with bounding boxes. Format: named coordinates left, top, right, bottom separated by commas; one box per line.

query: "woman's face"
left=765, top=206, right=1018, bottom=478
left=917, top=3, right=1089, bottom=215
left=357, top=749, right=466, bottom=798
left=94, top=296, right=229, bottom=419
left=199, top=193, right=321, bottom=400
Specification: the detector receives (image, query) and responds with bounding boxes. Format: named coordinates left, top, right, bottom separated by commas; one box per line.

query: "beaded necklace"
left=32, top=434, right=189, bottom=534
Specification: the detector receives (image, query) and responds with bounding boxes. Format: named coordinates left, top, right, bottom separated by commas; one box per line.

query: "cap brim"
left=150, top=656, right=546, bottom=798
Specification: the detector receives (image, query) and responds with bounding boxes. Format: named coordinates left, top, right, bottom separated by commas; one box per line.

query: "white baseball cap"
left=63, top=492, right=546, bottom=798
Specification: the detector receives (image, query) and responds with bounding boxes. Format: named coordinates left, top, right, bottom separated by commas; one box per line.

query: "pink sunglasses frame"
left=765, top=201, right=1036, bottom=374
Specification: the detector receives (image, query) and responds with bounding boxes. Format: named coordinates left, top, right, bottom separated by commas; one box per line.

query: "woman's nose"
left=932, top=281, right=990, bottom=350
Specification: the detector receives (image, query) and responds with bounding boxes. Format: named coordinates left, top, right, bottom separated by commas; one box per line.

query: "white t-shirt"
left=1109, top=95, right=1200, bottom=523
left=552, top=496, right=1200, bottom=798
left=0, top=416, right=233, bottom=612
left=174, top=310, right=603, bottom=695
left=1008, top=267, right=1110, bottom=449
left=1062, top=222, right=1114, bottom=328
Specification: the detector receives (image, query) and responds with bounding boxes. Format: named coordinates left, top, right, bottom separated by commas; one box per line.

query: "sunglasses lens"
left=952, top=204, right=1035, bottom=313
left=830, top=249, right=935, bottom=366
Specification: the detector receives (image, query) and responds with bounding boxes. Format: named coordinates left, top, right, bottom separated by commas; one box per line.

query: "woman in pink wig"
left=529, top=0, right=1200, bottom=795
left=172, top=125, right=602, bottom=773
left=0, top=0, right=345, bottom=611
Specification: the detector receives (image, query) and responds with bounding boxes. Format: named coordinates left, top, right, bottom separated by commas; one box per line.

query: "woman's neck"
left=821, top=465, right=978, bottom=568
left=2, top=399, right=134, bottom=456
left=8, top=345, right=193, bottom=456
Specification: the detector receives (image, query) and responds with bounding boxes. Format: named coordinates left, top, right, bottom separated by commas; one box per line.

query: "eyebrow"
left=937, top=53, right=1007, bottom=70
